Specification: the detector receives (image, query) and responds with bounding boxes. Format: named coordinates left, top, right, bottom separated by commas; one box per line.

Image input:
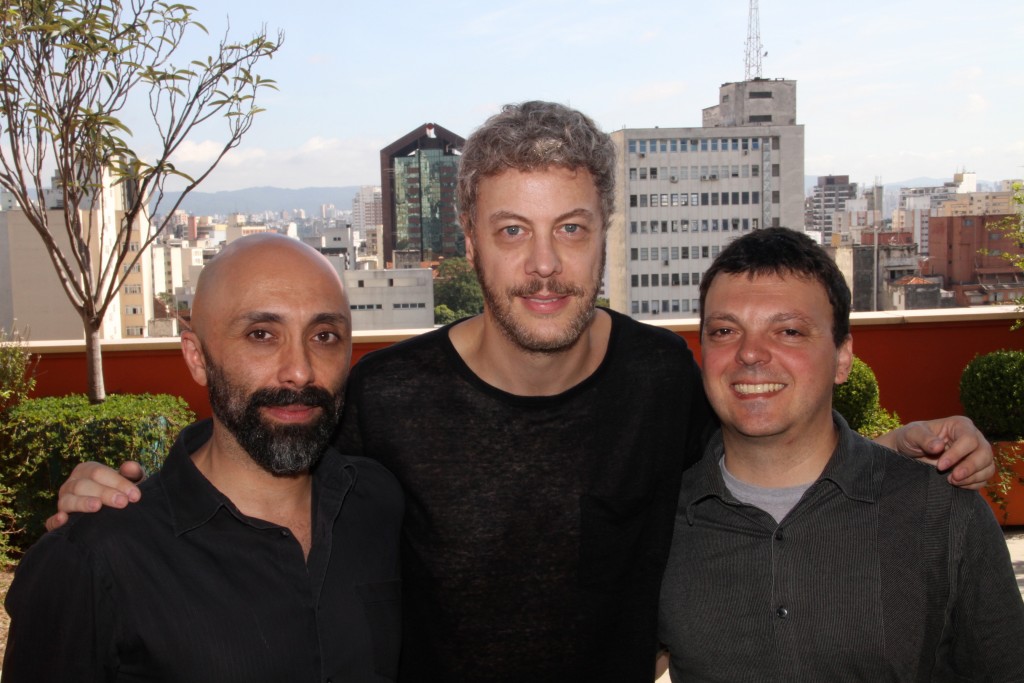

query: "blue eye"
left=562, top=224, right=579, bottom=234
left=503, top=226, right=522, bottom=236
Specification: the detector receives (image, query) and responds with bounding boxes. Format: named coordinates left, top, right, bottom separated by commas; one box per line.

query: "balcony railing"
left=24, top=307, right=1024, bottom=425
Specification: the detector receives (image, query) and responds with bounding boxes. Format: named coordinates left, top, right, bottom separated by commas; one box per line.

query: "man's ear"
left=461, top=214, right=475, bottom=267
left=181, top=331, right=209, bottom=387
left=834, top=335, right=854, bottom=385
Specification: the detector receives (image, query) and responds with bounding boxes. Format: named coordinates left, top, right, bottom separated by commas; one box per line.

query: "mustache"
left=508, top=279, right=587, bottom=298
left=247, top=385, right=337, bottom=411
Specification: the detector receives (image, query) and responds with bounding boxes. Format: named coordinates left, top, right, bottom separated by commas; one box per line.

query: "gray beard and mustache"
left=205, top=358, right=343, bottom=476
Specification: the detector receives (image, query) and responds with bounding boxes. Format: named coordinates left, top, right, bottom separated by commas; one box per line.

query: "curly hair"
left=457, top=101, right=616, bottom=232
left=699, top=228, right=852, bottom=347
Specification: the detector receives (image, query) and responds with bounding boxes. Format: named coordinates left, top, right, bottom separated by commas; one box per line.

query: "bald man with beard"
left=3, top=234, right=403, bottom=683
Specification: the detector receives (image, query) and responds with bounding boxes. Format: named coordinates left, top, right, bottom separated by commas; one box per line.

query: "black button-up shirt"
left=659, top=413, right=1024, bottom=681
left=4, top=420, right=403, bottom=682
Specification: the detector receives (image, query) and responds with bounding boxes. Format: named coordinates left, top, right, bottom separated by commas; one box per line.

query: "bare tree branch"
left=0, top=0, right=281, bottom=401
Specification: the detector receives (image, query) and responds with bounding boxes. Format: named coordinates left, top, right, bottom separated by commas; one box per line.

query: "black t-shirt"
left=337, top=309, right=715, bottom=682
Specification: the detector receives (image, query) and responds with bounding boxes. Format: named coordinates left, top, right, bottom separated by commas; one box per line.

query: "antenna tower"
left=744, top=0, right=763, bottom=81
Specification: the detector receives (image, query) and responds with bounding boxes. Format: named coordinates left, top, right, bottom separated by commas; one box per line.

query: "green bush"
left=0, top=327, right=36, bottom=412
left=959, top=350, right=1024, bottom=440
left=833, top=356, right=901, bottom=439
left=959, top=350, right=1024, bottom=514
left=0, top=393, right=194, bottom=559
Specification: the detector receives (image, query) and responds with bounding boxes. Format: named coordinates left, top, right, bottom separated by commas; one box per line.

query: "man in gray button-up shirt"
left=659, top=228, right=1024, bottom=681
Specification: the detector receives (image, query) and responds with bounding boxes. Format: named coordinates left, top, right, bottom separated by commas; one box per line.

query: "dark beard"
left=205, top=359, right=343, bottom=476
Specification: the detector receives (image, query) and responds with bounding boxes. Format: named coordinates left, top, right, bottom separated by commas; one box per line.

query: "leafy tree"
left=433, top=304, right=459, bottom=326
left=434, top=257, right=483, bottom=324
left=988, top=182, right=1024, bottom=329
left=0, top=0, right=281, bottom=402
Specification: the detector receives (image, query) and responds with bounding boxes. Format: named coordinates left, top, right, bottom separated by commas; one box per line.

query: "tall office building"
left=380, top=123, right=465, bottom=265
left=608, top=78, right=805, bottom=319
left=806, top=175, right=857, bottom=242
left=352, top=186, right=383, bottom=235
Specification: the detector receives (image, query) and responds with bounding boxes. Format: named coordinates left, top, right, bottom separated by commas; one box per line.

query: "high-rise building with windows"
left=380, top=123, right=464, bottom=265
left=608, top=78, right=805, bottom=319
left=806, top=175, right=857, bottom=242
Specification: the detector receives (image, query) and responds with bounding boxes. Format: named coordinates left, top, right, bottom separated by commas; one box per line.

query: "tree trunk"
left=84, top=323, right=106, bottom=404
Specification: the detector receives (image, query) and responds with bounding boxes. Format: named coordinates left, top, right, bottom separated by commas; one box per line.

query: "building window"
left=124, top=284, right=141, bottom=294
left=641, top=274, right=649, bottom=287
left=630, top=248, right=638, bottom=261
left=749, top=90, right=773, bottom=99
left=749, top=114, right=772, bottom=123
left=125, top=306, right=141, bottom=315
left=772, top=191, right=780, bottom=204
left=126, top=326, right=144, bottom=336
left=630, top=221, right=638, bottom=234
left=701, top=246, right=709, bottom=258
left=631, top=300, right=639, bottom=314
left=639, top=167, right=648, bottom=180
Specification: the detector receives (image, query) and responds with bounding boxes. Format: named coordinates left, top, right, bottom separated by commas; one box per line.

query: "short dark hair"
left=699, top=228, right=851, bottom=347
left=456, top=101, right=616, bottom=232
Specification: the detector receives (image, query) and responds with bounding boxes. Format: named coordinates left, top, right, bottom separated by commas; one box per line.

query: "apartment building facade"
left=608, top=78, right=805, bottom=319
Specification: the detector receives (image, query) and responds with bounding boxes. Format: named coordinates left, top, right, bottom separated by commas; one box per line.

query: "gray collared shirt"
left=659, top=412, right=1024, bottom=682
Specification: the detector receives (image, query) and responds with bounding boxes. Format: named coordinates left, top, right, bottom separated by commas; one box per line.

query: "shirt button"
left=280, top=530, right=289, bottom=537
left=774, top=531, right=784, bottom=541
left=776, top=606, right=789, bottom=619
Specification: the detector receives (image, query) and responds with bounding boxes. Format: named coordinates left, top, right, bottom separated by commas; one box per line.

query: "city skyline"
left=124, top=0, right=1021, bottom=193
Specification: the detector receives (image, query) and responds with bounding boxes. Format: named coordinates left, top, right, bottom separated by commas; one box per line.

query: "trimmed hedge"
left=0, top=393, right=194, bottom=561
left=833, top=356, right=901, bottom=439
left=960, top=349, right=1024, bottom=441
left=960, top=349, right=1024, bottom=510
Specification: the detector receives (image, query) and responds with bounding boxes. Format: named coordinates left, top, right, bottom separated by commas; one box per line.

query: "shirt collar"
left=680, top=411, right=880, bottom=525
left=157, top=419, right=356, bottom=536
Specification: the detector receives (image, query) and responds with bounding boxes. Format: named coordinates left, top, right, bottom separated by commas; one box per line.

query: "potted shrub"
left=833, top=355, right=901, bottom=439
left=959, top=349, right=1024, bottom=524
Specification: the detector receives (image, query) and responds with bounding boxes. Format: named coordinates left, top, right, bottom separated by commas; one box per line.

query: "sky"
left=137, top=0, right=1024, bottom=193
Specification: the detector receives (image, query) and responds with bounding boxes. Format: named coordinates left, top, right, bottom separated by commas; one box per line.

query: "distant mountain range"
left=153, top=177, right=1003, bottom=218
left=152, top=186, right=362, bottom=218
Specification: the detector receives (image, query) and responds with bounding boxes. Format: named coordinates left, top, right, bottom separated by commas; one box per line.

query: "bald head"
left=179, top=233, right=353, bottom=475
left=191, top=233, right=348, bottom=339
